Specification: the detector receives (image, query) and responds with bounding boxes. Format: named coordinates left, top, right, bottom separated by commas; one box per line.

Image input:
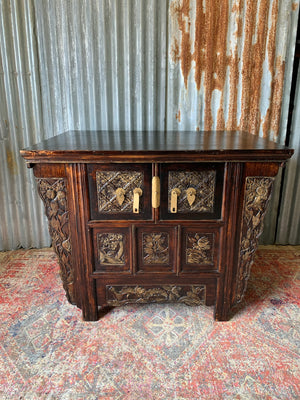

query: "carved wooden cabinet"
left=21, top=131, right=293, bottom=321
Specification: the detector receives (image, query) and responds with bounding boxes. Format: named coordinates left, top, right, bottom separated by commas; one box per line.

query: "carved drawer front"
left=136, top=226, right=177, bottom=274
left=92, top=227, right=131, bottom=273
left=180, top=227, right=220, bottom=273
left=105, top=285, right=206, bottom=306
left=87, top=164, right=152, bottom=220
left=160, top=163, right=224, bottom=220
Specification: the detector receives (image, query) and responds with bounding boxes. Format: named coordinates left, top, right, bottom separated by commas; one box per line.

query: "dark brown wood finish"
left=21, top=131, right=293, bottom=321
left=21, top=130, right=293, bottom=163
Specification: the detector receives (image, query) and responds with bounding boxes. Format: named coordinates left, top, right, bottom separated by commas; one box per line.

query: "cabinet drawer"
left=92, top=227, right=131, bottom=273
left=87, top=164, right=153, bottom=220
left=180, top=227, right=220, bottom=273
left=135, top=225, right=177, bottom=274
left=105, top=284, right=206, bottom=306
left=159, top=163, right=224, bottom=220
left=95, top=278, right=217, bottom=307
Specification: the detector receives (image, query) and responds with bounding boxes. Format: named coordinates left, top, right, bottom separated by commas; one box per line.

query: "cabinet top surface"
left=20, top=130, right=293, bottom=163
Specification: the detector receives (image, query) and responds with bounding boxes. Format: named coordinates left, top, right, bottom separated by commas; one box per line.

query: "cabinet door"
left=159, top=163, right=224, bottom=220
left=180, top=226, right=220, bottom=273
left=135, top=225, right=177, bottom=274
left=88, top=164, right=153, bottom=220
left=92, top=227, right=131, bottom=274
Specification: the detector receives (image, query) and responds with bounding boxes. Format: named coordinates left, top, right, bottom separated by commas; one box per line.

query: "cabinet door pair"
left=87, top=163, right=224, bottom=221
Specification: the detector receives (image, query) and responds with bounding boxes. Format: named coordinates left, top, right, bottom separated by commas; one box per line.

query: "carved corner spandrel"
left=235, top=177, right=275, bottom=303
left=36, top=178, right=76, bottom=305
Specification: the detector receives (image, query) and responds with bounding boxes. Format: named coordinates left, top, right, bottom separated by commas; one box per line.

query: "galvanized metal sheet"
left=167, top=0, right=299, bottom=141
left=276, top=66, right=300, bottom=244
left=0, top=0, right=299, bottom=250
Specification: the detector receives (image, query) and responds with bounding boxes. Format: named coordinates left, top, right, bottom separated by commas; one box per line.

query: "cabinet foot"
left=81, top=307, right=99, bottom=322
left=214, top=305, right=233, bottom=321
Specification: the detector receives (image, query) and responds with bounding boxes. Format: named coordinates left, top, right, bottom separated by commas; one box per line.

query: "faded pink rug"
left=0, top=246, right=299, bottom=399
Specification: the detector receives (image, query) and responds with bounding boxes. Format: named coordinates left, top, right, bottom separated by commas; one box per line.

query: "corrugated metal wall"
left=276, top=64, right=300, bottom=244
left=0, top=0, right=299, bottom=250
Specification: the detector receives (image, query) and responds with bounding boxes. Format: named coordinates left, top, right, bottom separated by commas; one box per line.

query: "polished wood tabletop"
left=21, top=130, right=293, bottom=163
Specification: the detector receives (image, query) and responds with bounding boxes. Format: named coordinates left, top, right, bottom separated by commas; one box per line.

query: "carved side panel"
left=106, top=285, right=206, bottom=306
left=97, top=233, right=125, bottom=265
left=142, top=233, right=170, bottom=264
left=236, top=177, right=274, bottom=302
left=168, top=170, right=216, bottom=213
left=186, top=233, right=214, bottom=265
left=37, top=178, right=75, bottom=304
left=96, top=171, right=143, bottom=213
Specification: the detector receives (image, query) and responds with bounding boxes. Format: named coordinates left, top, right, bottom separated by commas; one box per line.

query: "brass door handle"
left=115, top=188, right=125, bottom=206
left=152, top=176, right=160, bottom=208
left=170, top=188, right=181, bottom=213
left=133, top=188, right=143, bottom=213
left=186, top=187, right=196, bottom=206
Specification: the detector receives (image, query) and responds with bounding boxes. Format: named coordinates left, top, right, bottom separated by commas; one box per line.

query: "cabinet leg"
left=214, top=301, right=232, bottom=321
left=81, top=305, right=99, bottom=321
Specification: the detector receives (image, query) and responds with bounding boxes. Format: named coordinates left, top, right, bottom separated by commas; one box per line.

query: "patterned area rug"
left=0, top=246, right=299, bottom=400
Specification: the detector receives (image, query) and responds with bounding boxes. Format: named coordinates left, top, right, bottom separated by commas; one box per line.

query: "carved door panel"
left=87, top=164, right=153, bottom=220
left=180, top=226, right=220, bottom=273
left=135, top=225, right=177, bottom=274
left=159, top=163, right=225, bottom=220
left=92, top=227, right=131, bottom=273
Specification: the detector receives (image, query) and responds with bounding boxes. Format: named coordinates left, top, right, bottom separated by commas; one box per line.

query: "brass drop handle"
left=152, top=176, right=160, bottom=209
left=115, top=188, right=125, bottom=206
left=133, top=188, right=143, bottom=213
left=186, top=187, right=196, bottom=206
left=170, top=188, right=181, bottom=213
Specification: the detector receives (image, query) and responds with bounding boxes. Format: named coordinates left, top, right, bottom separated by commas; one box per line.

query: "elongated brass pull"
left=170, top=188, right=181, bottom=213
left=115, top=188, right=125, bottom=206
left=133, top=188, right=143, bottom=213
left=152, top=176, right=160, bottom=208
left=186, top=187, right=196, bottom=206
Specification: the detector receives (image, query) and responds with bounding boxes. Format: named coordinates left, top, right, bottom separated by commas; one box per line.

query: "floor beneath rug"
left=0, top=246, right=299, bottom=399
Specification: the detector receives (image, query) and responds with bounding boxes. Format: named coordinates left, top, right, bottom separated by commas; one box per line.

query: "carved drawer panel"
left=92, top=227, right=131, bottom=273
left=105, top=285, right=206, bottom=306
left=160, top=163, right=224, bottom=220
left=136, top=226, right=177, bottom=274
left=168, top=170, right=216, bottom=213
left=96, top=170, right=143, bottom=213
left=180, top=227, right=220, bottom=273
left=88, top=164, right=152, bottom=220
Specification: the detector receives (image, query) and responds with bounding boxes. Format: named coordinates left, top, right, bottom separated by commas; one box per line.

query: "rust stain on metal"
left=292, top=2, right=298, bottom=11
left=263, top=0, right=279, bottom=138
left=176, top=110, right=181, bottom=122
left=170, top=39, right=180, bottom=63
left=170, top=0, right=286, bottom=139
left=227, top=0, right=244, bottom=130
left=195, top=0, right=230, bottom=129
left=247, top=0, right=271, bottom=136
left=6, top=149, right=17, bottom=175
left=270, top=57, right=285, bottom=137
left=171, top=0, right=192, bottom=87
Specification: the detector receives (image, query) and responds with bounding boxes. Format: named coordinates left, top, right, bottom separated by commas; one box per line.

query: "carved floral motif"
left=168, top=170, right=216, bottom=213
left=186, top=233, right=213, bottom=264
left=96, top=171, right=143, bottom=213
left=37, top=178, right=75, bottom=304
left=143, top=233, right=169, bottom=264
left=106, top=285, right=206, bottom=306
left=236, top=177, right=274, bottom=302
left=97, top=233, right=125, bottom=265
